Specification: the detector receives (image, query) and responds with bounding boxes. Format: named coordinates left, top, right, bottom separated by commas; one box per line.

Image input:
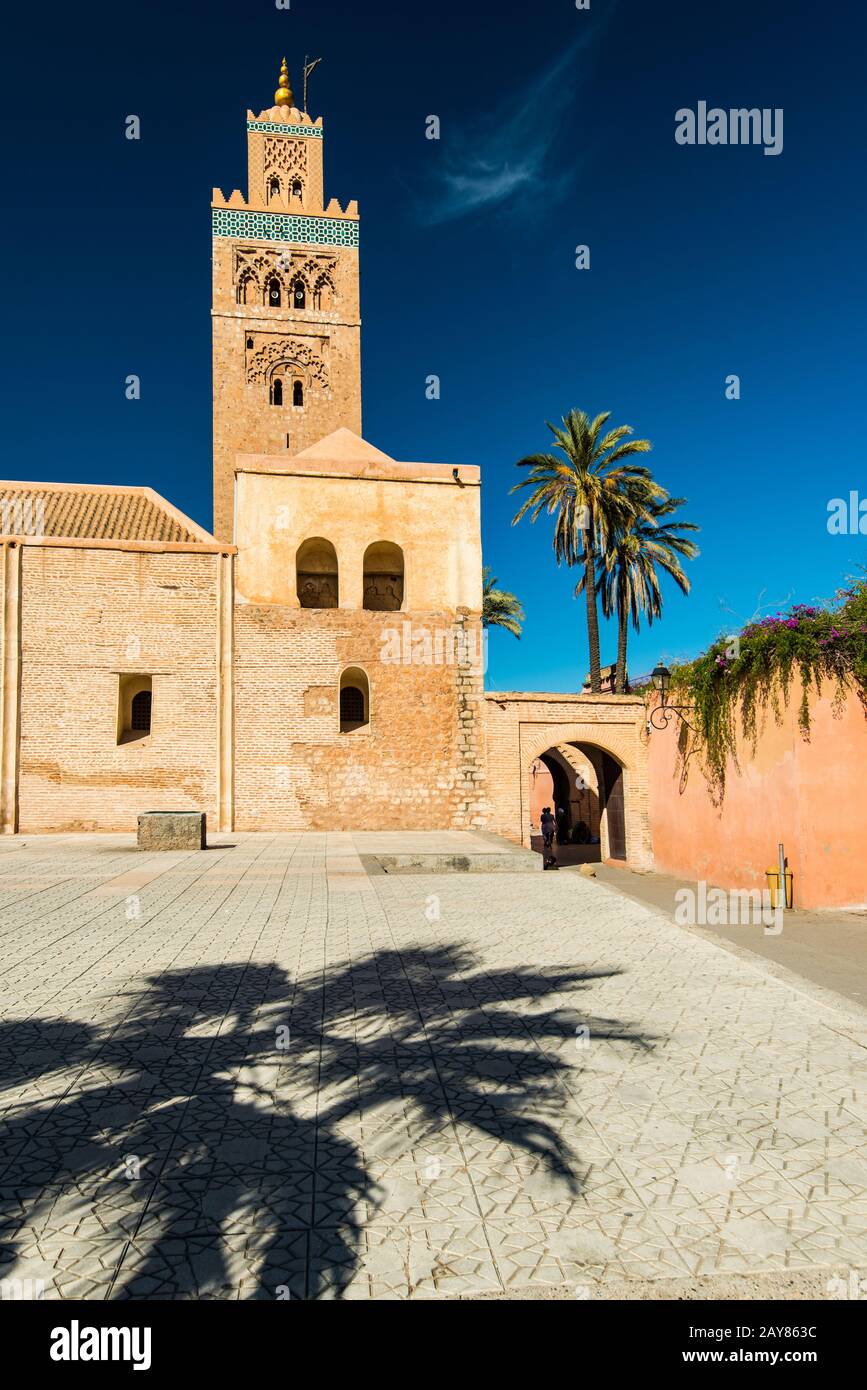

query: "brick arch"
left=481, top=696, right=652, bottom=869
left=525, top=728, right=636, bottom=774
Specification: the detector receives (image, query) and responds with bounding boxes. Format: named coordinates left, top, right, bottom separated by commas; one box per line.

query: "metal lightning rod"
left=303, top=56, right=322, bottom=114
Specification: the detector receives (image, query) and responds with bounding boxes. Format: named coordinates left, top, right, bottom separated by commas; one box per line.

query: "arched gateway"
left=482, top=691, right=653, bottom=871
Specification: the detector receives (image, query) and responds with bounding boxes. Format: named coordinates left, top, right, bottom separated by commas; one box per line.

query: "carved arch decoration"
left=233, top=248, right=337, bottom=303
left=313, top=271, right=336, bottom=311
left=245, top=335, right=331, bottom=389
left=236, top=269, right=260, bottom=306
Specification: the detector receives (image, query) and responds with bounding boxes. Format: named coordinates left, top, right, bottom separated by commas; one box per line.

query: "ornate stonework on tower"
left=211, top=60, right=361, bottom=540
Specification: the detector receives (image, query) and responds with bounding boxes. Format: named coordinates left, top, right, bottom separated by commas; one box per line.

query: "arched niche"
left=362, top=541, right=404, bottom=612
left=296, top=537, right=338, bottom=609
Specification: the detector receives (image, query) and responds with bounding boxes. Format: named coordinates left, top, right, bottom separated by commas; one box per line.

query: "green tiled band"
left=247, top=121, right=323, bottom=137
left=212, top=209, right=358, bottom=247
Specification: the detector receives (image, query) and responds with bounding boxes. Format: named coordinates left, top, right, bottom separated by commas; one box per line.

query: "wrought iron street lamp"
left=648, top=664, right=698, bottom=733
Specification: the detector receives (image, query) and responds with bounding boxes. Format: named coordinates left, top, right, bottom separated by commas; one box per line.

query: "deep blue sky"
left=2, top=0, right=865, bottom=691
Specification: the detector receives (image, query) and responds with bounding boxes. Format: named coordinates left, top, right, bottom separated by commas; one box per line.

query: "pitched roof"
left=293, top=428, right=396, bottom=465
left=0, top=483, right=215, bottom=544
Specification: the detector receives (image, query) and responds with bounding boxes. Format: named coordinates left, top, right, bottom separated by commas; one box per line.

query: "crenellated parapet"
left=212, top=188, right=359, bottom=219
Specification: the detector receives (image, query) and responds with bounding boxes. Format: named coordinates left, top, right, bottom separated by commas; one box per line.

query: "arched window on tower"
left=267, top=276, right=282, bottom=307
left=292, top=380, right=304, bottom=407
left=271, top=377, right=283, bottom=406
left=291, top=180, right=303, bottom=205
left=268, top=175, right=281, bottom=203
left=292, top=280, right=306, bottom=310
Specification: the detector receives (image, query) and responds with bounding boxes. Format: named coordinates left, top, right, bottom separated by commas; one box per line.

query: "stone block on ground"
left=137, top=811, right=206, bottom=851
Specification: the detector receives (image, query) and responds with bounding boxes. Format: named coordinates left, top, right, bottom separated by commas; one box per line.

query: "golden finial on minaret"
left=275, top=58, right=294, bottom=107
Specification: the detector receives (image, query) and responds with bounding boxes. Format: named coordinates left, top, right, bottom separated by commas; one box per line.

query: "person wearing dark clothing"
left=555, top=806, right=568, bottom=845
left=540, top=807, right=556, bottom=851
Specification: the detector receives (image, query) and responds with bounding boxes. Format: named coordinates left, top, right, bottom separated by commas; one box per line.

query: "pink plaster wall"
left=648, top=681, right=867, bottom=909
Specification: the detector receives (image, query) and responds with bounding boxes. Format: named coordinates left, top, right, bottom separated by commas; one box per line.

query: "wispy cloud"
left=418, top=25, right=611, bottom=227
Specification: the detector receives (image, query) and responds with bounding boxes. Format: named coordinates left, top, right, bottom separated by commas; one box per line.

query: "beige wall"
left=0, top=543, right=22, bottom=834
left=234, top=463, right=482, bottom=611
left=483, top=692, right=652, bottom=868
left=13, top=545, right=229, bottom=833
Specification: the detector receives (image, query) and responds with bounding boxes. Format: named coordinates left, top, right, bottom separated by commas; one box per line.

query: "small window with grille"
left=339, top=668, right=369, bottom=732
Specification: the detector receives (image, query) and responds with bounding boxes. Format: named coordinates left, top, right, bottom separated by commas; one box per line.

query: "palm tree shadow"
left=0, top=948, right=653, bottom=1299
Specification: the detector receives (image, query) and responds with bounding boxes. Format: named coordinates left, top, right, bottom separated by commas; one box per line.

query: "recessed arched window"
left=117, top=674, right=153, bottom=745
left=296, top=536, right=338, bottom=608
left=246, top=336, right=254, bottom=349
left=292, top=380, right=304, bottom=407
left=267, top=276, right=282, bottom=307
left=339, top=666, right=370, bottom=732
left=131, top=690, right=152, bottom=732
left=271, top=377, right=283, bottom=406
left=292, top=280, right=306, bottom=309
left=291, top=180, right=303, bottom=203
left=363, top=541, right=405, bottom=611
left=269, top=175, right=281, bottom=202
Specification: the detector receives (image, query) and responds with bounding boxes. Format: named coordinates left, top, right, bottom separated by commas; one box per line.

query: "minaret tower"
left=211, top=59, right=361, bottom=540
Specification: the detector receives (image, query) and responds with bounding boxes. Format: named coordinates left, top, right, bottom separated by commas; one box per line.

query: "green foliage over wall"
left=658, top=575, right=867, bottom=796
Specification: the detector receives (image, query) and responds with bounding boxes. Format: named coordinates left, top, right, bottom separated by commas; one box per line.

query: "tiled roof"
left=0, top=484, right=213, bottom=544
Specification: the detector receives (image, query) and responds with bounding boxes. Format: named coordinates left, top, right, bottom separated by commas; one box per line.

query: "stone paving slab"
left=0, top=832, right=865, bottom=1300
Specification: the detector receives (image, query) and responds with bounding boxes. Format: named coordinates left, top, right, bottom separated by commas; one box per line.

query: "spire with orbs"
left=274, top=58, right=294, bottom=108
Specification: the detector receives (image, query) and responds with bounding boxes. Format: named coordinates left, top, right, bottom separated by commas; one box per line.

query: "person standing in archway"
left=540, top=807, right=556, bottom=853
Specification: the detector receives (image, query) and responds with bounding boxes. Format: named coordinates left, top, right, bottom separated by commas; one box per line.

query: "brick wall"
left=233, top=605, right=487, bottom=831
left=482, top=692, right=652, bottom=868
left=17, top=546, right=223, bottom=832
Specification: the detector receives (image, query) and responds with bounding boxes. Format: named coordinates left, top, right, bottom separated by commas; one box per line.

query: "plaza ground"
left=593, top=863, right=867, bottom=1010
left=1, top=832, right=865, bottom=1300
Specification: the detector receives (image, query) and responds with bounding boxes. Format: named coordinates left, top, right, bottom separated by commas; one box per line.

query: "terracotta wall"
left=648, top=681, right=867, bottom=909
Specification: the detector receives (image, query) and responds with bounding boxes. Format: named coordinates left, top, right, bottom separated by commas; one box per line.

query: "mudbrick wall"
left=13, top=545, right=226, bottom=832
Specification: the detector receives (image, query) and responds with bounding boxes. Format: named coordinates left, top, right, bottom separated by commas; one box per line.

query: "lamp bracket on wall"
left=647, top=664, right=699, bottom=736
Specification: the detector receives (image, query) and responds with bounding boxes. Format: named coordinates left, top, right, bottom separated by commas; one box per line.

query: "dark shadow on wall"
left=0, top=950, right=653, bottom=1299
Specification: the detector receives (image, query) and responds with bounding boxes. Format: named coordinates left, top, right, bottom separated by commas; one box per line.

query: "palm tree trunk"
left=584, top=536, right=601, bottom=694
left=616, top=606, right=628, bottom=694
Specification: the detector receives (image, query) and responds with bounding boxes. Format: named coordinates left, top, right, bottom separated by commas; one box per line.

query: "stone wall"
left=233, top=605, right=487, bottom=831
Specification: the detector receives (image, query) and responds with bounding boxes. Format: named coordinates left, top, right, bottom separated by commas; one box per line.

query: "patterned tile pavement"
left=0, top=832, right=865, bottom=1300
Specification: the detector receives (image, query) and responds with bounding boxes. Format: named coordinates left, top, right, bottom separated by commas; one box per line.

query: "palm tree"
left=511, top=410, right=658, bottom=692
left=482, top=567, right=524, bottom=638
left=577, top=494, right=699, bottom=693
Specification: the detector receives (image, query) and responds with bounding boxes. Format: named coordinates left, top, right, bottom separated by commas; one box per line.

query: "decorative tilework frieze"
left=247, top=121, right=323, bottom=137
left=212, top=209, right=358, bottom=247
